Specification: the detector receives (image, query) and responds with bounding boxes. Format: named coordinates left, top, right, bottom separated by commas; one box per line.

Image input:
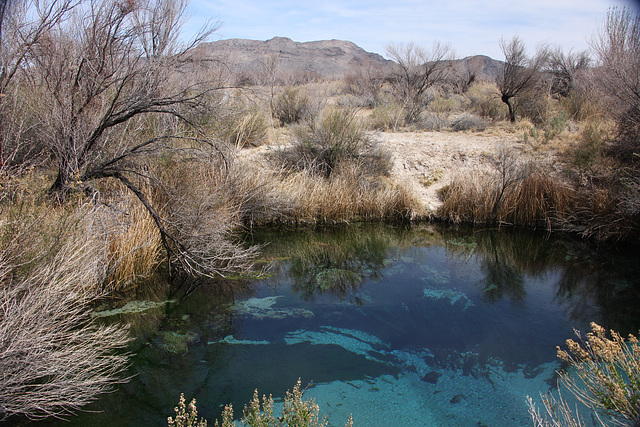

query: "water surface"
left=38, top=224, right=640, bottom=426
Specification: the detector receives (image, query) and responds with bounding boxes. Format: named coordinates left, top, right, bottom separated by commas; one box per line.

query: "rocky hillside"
left=196, top=37, right=392, bottom=78
left=194, top=37, right=503, bottom=82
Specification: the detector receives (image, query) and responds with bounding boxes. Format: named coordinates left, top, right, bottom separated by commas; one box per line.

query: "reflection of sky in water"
left=37, top=225, right=640, bottom=427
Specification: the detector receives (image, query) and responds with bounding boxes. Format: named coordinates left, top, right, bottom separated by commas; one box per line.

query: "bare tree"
left=496, top=36, right=548, bottom=123
left=0, top=0, right=79, bottom=167
left=385, top=41, right=454, bottom=123
left=343, top=60, right=387, bottom=107
left=258, top=53, right=280, bottom=116
left=591, top=6, right=640, bottom=164
left=10, top=0, right=257, bottom=278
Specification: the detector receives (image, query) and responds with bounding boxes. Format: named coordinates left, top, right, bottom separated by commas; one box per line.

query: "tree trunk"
left=49, top=164, right=76, bottom=198
left=502, top=94, right=516, bottom=123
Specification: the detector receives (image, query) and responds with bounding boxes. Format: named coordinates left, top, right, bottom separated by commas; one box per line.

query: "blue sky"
left=186, top=0, right=636, bottom=60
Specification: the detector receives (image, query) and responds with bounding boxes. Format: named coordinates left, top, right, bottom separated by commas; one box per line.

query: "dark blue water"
left=33, top=224, right=640, bottom=426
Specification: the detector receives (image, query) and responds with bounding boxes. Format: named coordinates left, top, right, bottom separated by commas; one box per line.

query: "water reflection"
left=32, top=224, right=640, bottom=427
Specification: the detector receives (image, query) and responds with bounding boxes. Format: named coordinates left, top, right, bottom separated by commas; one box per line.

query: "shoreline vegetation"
left=0, top=0, right=638, bottom=424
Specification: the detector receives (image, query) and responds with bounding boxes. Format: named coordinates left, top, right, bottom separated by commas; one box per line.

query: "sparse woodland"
left=0, top=0, right=638, bottom=423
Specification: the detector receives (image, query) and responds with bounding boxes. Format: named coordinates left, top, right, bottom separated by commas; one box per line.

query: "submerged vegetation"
left=0, top=0, right=638, bottom=423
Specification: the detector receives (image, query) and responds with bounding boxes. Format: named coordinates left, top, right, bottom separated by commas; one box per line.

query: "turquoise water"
left=35, top=224, right=640, bottom=426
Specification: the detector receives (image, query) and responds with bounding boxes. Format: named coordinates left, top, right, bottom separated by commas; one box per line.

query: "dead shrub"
left=450, top=113, right=489, bottom=132
left=149, top=152, right=261, bottom=277
left=0, top=205, right=131, bottom=420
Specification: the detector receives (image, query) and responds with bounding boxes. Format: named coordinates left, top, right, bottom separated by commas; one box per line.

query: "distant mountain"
left=194, top=37, right=502, bottom=82
left=448, top=54, right=503, bottom=83
left=195, top=37, right=392, bottom=78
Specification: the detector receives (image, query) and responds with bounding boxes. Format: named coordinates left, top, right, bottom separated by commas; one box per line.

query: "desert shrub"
left=281, top=107, right=371, bottom=178
left=416, top=112, right=450, bottom=131
left=428, top=95, right=462, bottom=113
left=342, top=64, right=386, bottom=108
left=215, top=105, right=268, bottom=148
left=466, top=82, right=507, bottom=120
left=516, top=90, right=552, bottom=125
left=529, top=323, right=640, bottom=426
left=522, top=113, right=568, bottom=147
left=171, top=379, right=354, bottom=427
left=611, top=105, right=640, bottom=166
left=367, top=102, right=406, bottom=130
left=592, top=7, right=640, bottom=169
left=450, top=113, right=489, bottom=132
left=273, top=86, right=311, bottom=125
left=567, top=121, right=612, bottom=171
left=558, top=89, right=602, bottom=122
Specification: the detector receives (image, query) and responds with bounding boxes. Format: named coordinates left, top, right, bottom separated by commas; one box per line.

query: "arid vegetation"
left=0, top=0, right=639, bottom=422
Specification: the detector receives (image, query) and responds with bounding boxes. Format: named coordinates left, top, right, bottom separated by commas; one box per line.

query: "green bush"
left=367, top=103, right=405, bottom=131
left=286, top=107, right=372, bottom=177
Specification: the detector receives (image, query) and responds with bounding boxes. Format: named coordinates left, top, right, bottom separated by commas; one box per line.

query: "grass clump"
left=437, top=156, right=574, bottom=228
left=218, top=106, right=268, bottom=148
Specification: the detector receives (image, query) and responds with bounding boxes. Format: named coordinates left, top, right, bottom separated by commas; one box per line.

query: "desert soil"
left=244, top=127, right=550, bottom=213
left=375, top=130, right=524, bottom=211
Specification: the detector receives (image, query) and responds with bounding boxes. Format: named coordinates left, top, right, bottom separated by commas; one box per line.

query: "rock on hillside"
left=195, top=36, right=392, bottom=78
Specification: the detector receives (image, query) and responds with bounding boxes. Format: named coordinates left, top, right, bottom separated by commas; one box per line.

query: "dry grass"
left=273, top=167, right=421, bottom=224
left=437, top=166, right=575, bottom=229
left=105, top=195, right=163, bottom=292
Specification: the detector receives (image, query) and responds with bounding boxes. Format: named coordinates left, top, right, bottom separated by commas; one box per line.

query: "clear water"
left=34, top=224, right=640, bottom=426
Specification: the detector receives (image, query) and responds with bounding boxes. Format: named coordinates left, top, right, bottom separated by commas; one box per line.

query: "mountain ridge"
left=195, top=36, right=502, bottom=81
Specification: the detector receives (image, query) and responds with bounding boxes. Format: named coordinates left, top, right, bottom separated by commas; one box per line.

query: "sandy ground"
left=245, top=127, right=538, bottom=213
left=374, top=130, right=524, bottom=211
